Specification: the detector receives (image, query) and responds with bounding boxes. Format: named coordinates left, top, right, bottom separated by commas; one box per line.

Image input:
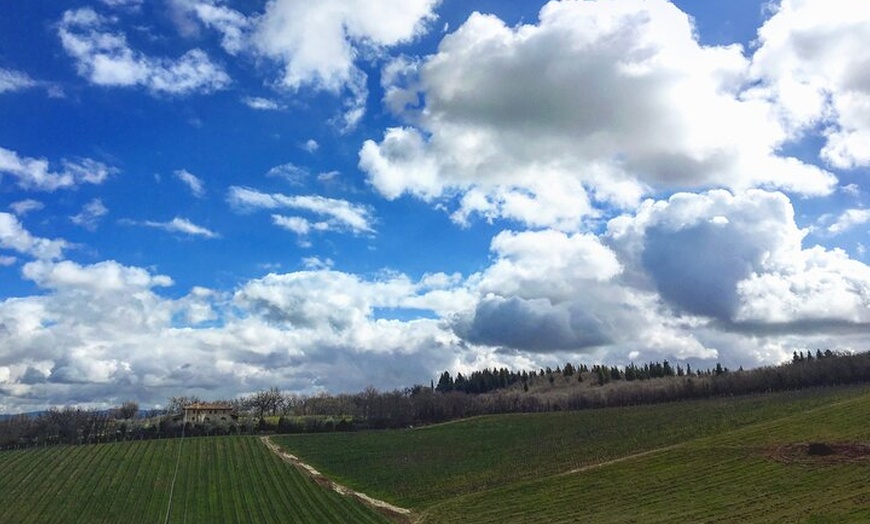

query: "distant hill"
left=0, top=411, right=44, bottom=421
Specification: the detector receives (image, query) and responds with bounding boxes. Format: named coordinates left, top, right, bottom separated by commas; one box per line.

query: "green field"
left=0, top=436, right=388, bottom=524
left=3, top=386, right=868, bottom=523
left=273, top=386, right=870, bottom=522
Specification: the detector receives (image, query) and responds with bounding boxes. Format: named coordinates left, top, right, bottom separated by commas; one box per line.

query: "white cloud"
left=302, top=139, right=319, bottom=153
left=188, top=1, right=251, bottom=55
left=0, top=146, right=115, bottom=191
left=452, top=227, right=714, bottom=358
left=0, top=256, right=16, bottom=266
left=254, top=0, right=439, bottom=129
left=255, top=0, right=439, bottom=91
left=70, top=198, right=109, bottom=230
left=174, top=169, right=206, bottom=197
left=242, top=96, right=282, bottom=110
left=749, top=0, right=870, bottom=169
left=235, top=268, right=472, bottom=329
left=141, top=217, right=219, bottom=238
left=0, top=68, right=37, bottom=93
left=272, top=215, right=313, bottom=235
left=608, top=189, right=870, bottom=328
left=478, top=230, right=622, bottom=300
left=0, top=213, right=68, bottom=260
left=265, top=163, right=308, bottom=185
left=0, top=262, right=473, bottom=411
left=827, top=208, right=870, bottom=235
left=58, top=7, right=230, bottom=95
left=166, top=0, right=438, bottom=128
left=735, top=246, right=870, bottom=325
left=360, top=0, right=837, bottom=230
left=100, top=0, right=144, bottom=8
left=228, top=186, right=374, bottom=234
left=9, top=200, right=44, bottom=216
left=22, top=259, right=173, bottom=293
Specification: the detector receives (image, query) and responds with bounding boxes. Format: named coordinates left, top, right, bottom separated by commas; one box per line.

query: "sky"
left=0, top=0, right=868, bottom=413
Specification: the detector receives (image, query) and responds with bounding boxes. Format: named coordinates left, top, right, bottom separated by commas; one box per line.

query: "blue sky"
left=1, top=0, right=868, bottom=412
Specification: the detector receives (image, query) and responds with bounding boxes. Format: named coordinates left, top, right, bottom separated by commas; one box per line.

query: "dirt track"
left=260, top=436, right=413, bottom=523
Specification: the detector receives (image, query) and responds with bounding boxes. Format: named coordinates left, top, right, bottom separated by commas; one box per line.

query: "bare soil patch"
left=767, top=442, right=870, bottom=465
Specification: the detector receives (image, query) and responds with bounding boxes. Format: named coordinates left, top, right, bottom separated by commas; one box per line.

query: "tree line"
left=2, top=349, right=867, bottom=449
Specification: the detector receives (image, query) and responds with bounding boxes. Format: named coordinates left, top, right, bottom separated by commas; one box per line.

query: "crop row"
left=0, top=436, right=388, bottom=523
left=273, top=385, right=870, bottom=509
left=420, top=391, right=870, bottom=523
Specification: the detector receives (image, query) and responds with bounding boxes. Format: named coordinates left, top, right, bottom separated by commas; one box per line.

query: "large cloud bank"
left=1, top=0, right=869, bottom=412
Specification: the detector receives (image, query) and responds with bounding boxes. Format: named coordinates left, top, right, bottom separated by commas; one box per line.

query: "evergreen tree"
left=435, top=371, right=453, bottom=393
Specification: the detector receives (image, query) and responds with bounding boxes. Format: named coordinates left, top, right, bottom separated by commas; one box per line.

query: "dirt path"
left=260, top=436, right=413, bottom=523
left=563, top=443, right=685, bottom=475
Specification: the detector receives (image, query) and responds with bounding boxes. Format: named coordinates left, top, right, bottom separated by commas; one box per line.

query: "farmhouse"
left=182, top=402, right=235, bottom=424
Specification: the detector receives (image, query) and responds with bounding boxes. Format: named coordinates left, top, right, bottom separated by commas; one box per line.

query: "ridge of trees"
left=1, top=349, right=866, bottom=450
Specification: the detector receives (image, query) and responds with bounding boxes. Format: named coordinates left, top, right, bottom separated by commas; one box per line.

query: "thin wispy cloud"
left=124, top=217, right=219, bottom=238
left=0, top=146, right=115, bottom=191
left=174, top=169, right=206, bottom=198
left=0, top=68, right=37, bottom=93
left=227, top=186, right=374, bottom=235
left=70, top=198, right=108, bottom=230
left=828, top=209, right=870, bottom=235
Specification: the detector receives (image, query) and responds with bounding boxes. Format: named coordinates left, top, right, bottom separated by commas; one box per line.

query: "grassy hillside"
left=420, top=390, right=870, bottom=523
left=273, top=386, right=870, bottom=514
left=3, top=386, right=867, bottom=523
left=0, top=436, right=388, bottom=524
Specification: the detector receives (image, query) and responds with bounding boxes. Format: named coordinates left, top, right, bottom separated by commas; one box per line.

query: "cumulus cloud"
left=227, top=186, right=374, bottom=235
left=168, top=0, right=438, bottom=128
left=58, top=7, right=230, bottom=95
left=0, top=213, right=68, bottom=260
left=450, top=228, right=715, bottom=360
left=478, top=230, right=622, bottom=300
left=0, top=260, right=179, bottom=407
left=360, top=0, right=837, bottom=230
left=254, top=0, right=438, bottom=129
left=0, top=262, right=473, bottom=411
left=0, top=68, right=37, bottom=93
left=0, top=146, right=115, bottom=191
left=174, top=169, right=206, bottom=197
left=735, top=246, right=870, bottom=326
left=456, top=295, right=611, bottom=351
left=235, top=268, right=472, bottom=329
left=22, top=259, right=173, bottom=293
left=749, top=0, right=870, bottom=169
left=255, top=0, right=438, bottom=91
left=608, top=189, right=870, bottom=330
left=70, top=198, right=109, bottom=230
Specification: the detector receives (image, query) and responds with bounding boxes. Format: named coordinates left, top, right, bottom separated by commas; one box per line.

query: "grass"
left=419, top=390, right=870, bottom=523
left=0, top=435, right=389, bottom=524
left=273, top=386, right=870, bottom=509
left=3, top=386, right=868, bottom=523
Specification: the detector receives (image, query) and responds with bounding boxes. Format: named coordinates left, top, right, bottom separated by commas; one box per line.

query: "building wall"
left=182, top=408, right=233, bottom=424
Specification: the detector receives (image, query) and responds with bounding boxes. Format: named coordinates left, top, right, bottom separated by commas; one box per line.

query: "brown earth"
left=767, top=442, right=870, bottom=465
